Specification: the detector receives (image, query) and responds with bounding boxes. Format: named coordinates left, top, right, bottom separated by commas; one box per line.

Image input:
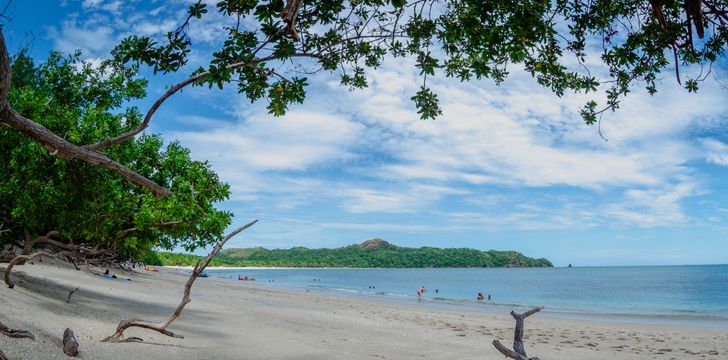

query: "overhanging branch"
left=0, top=30, right=172, bottom=197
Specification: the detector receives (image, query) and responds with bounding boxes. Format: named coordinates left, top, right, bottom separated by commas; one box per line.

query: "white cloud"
left=337, top=184, right=467, bottom=213
left=702, top=138, right=728, bottom=166
left=82, top=0, right=122, bottom=13
left=62, top=2, right=723, bottom=230
left=173, top=111, right=363, bottom=171
left=169, top=110, right=365, bottom=203
left=50, top=18, right=115, bottom=56
left=604, top=181, right=702, bottom=227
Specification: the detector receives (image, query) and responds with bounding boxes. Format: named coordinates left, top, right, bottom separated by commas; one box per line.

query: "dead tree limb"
left=492, top=307, right=544, bottom=360
left=66, top=287, right=80, bottom=304
left=4, top=250, right=75, bottom=288
left=102, top=219, right=259, bottom=343
left=0, top=320, right=35, bottom=340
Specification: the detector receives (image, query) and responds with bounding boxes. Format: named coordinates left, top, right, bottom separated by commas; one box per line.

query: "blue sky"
left=5, top=0, right=728, bottom=266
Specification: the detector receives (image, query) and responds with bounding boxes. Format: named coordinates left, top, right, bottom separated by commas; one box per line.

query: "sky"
left=4, top=0, right=728, bottom=266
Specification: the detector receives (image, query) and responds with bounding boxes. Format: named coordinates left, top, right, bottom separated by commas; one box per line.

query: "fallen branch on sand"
left=66, top=287, right=80, bottom=304
left=0, top=320, right=35, bottom=340
left=0, top=319, right=35, bottom=359
left=102, top=219, right=259, bottom=343
left=492, top=306, right=544, bottom=360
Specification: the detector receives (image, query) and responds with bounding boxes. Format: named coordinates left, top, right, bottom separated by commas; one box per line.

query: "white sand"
left=1, top=261, right=726, bottom=359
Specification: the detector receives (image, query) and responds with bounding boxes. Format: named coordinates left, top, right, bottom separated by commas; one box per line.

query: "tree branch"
left=114, top=221, right=183, bottom=241
left=102, top=219, right=259, bottom=342
left=492, top=307, right=543, bottom=360
left=4, top=250, right=75, bottom=288
left=282, top=0, right=303, bottom=41
left=0, top=320, right=35, bottom=340
left=84, top=52, right=322, bottom=151
left=1, top=107, right=171, bottom=196
left=0, top=29, right=171, bottom=197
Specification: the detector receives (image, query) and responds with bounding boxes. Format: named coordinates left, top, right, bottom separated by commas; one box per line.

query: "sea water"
left=205, top=265, right=728, bottom=325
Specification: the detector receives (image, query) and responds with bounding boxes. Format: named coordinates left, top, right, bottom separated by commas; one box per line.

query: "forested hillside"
left=148, top=239, right=552, bottom=268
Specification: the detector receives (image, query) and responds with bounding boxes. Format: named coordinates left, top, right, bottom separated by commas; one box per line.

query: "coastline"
left=169, top=265, right=728, bottom=326
left=2, top=261, right=726, bottom=359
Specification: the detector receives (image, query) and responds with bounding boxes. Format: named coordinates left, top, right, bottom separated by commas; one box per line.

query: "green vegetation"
left=148, top=239, right=552, bottom=268
left=4, top=2, right=727, bottom=265
left=0, top=53, right=231, bottom=260
left=112, top=1, right=727, bottom=124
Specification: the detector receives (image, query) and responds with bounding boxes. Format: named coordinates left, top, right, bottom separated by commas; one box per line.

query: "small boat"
left=238, top=276, right=256, bottom=281
left=144, top=267, right=160, bottom=272
left=199, top=272, right=209, bottom=278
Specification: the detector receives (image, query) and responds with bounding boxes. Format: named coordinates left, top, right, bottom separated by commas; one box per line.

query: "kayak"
left=238, top=276, right=255, bottom=281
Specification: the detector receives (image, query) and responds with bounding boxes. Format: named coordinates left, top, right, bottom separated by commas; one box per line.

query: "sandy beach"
left=1, top=261, right=726, bottom=360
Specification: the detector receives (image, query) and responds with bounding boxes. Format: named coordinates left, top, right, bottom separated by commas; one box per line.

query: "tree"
left=2, top=1, right=727, bottom=196
left=0, top=52, right=232, bottom=263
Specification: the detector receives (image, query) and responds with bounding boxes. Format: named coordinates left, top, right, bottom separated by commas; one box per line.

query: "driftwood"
left=0, top=320, right=35, bottom=340
left=102, top=219, right=259, bottom=342
left=62, top=328, right=79, bottom=357
left=492, top=307, right=544, bottom=360
left=66, top=287, right=80, bottom=304
left=3, top=225, right=180, bottom=288
left=4, top=250, right=75, bottom=288
left=0, top=319, right=35, bottom=359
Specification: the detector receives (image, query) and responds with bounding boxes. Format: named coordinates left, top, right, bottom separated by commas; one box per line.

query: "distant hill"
left=147, top=239, right=553, bottom=268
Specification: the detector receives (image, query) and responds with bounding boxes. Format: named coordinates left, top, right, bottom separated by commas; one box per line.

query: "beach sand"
left=1, top=261, right=726, bottom=359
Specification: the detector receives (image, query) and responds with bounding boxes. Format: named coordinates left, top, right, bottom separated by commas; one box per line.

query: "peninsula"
left=147, top=238, right=553, bottom=268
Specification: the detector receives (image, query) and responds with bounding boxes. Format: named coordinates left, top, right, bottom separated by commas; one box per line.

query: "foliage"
left=0, top=53, right=232, bottom=260
left=113, top=0, right=728, bottom=123
left=148, top=239, right=553, bottom=268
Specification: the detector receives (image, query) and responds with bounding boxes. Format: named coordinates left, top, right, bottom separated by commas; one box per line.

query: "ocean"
left=204, top=265, right=728, bottom=326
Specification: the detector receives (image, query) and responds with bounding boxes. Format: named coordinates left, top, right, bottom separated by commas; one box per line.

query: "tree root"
left=492, top=307, right=544, bottom=360
left=102, top=219, right=258, bottom=343
left=2, top=229, right=143, bottom=288
left=4, top=250, right=75, bottom=288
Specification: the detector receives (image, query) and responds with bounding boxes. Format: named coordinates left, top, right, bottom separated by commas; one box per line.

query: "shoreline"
left=166, top=266, right=728, bottom=327
left=2, top=261, right=726, bottom=359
